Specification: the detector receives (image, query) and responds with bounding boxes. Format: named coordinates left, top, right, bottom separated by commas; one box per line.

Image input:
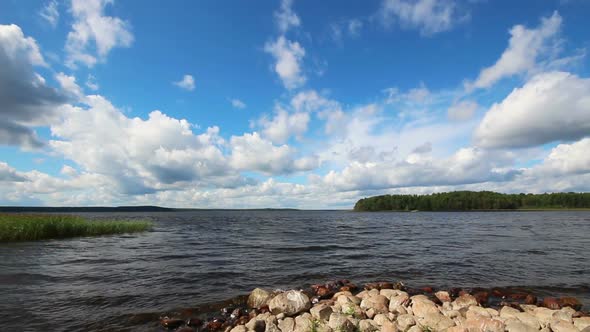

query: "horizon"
left=1, top=0, right=590, bottom=209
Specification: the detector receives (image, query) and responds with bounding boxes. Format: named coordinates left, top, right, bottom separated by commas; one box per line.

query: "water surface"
left=1, top=210, right=589, bottom=331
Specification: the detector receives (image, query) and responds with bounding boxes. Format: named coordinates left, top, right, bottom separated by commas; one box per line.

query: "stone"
left=473, top=291, right=490, bottom=305
left=390, top=305, right=407, bottom=315
left=443, top=310, right=461, bottom=319
left=520, top=305, right=538, bottom=314
left=574, top=317, right=590, bottom=330
left=389, top=292, right=410, bottom=311
left=416, top=313, right=455, bottom=331
left=381, top=320, right=398, bottom=332
left=358, top=319, right=380, bottom=332
left=246, top=313, right=275, bottom=332
left=278, top=317, right=295, bottom=332
left=501, top=306, right=521, bottom=319
left=435, top=291, right=452, bottom=303
left=230, top=326, right=247, bottom=332
left=466, top=306, right=492, bottom=319
left=406, top=326, right=422, bottom=332
left=381, top=289, right=403, bottom=299
left=249, top=288, right=273, bottom=309
left=333, top=291, right=353, bottom=299
left=505, top=319, right=538, bottom=332
left=533, top=307, right=556, bottom=326
left=341, top=302, right=363, bottom=318
left=553, top=307, right=575, bottom=323
left=525, top=295, right=538, bottom=305
left=452, top=294, right=478, bottom=311
left=486, top=308, right=499, bottom=317
left=515, top=312, right=541, bottom=330
left=310, top=303, right=333, bottom=321
left=266, top=321, right=281, bottom=332
left=542, top=298, right=560, bottom=310
left=550, top=320, right=579, bottom=332
left=412, top=298, right=440, bottom=317
left=582, top=328, right=590, bottom=332
left=360, top=295, right=389, bottom=314
left=336, top=295, right=361, bottom=306
left=559, top=297, right=583, bottom=311
left=446, top=327, right=468, bottom=332
left=396, top=314, right=416, bottom=330
left=160, top=317, right=184, bottom=329
left=462, top=317, right=505, bottom=332
left=373, top=314, right=390, bottom=325
left=294, top=314, right=314, bottom=332
left=269, top=291, right=311, bottom=316
left=328, top=313, right=355, bottom=332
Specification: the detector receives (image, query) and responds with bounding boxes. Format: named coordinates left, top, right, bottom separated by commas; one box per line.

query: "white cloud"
left=86, top=74, right=99, bottom=91
left=274, top=0, right=300, bottom=33
left=330, top=19, right=364, bottom=42
left=264, top=36, right=306, bottom=90
left=0, top=162, right=27, bottom=182
left=65, top=0, right=133, bottom=68
left=258, top=107, right=310, bottom=144
left=231, top=99, right=246, bottom=109
left=535, top=138, right=590, bottom=176
left=39, top=0, right=60, bottom=27
left=469, top=11, right=562, bottom=90
left=475, top=71, right=590, bottom=148
left=173, top=74, right=196, bottom=91
left=379, top=0, right=460, bottom=35
left=447, top=100, right=478, bottom=121
left=55, top=72, right=84, bottom=100
left=229, top=132, right=318, bottom=175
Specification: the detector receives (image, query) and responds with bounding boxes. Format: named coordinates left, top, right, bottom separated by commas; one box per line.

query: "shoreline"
left=156, top=280, right=589, bottom=332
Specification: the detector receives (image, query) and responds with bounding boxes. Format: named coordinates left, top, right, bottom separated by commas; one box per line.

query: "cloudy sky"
left=0, top=0, right=589, bottom=208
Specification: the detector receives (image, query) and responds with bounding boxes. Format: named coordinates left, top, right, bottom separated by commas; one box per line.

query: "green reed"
left=0, top=214, right=153, bottom=241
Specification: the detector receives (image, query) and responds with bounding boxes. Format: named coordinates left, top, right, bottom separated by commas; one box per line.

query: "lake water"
left=0, top=210, right=589, bottom=331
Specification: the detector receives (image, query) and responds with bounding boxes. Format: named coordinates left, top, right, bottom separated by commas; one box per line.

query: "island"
left=353, top=191, right=590, bottom=212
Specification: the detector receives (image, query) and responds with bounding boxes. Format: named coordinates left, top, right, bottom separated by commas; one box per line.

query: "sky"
left=0, top=0, right=589, bottom=209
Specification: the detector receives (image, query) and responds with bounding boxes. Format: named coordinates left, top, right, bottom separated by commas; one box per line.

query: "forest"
left=353, top=191, right=590, bottom=211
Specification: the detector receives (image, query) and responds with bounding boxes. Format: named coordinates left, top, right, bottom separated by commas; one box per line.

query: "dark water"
left=1, top=211, right=589, bottom=331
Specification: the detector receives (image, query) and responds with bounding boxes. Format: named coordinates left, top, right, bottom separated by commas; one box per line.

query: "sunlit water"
left=1, top=210, right=589, bottom=331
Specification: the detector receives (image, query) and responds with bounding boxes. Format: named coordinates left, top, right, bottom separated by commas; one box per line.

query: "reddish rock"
left=379, top=282, right=394, bottom=289
left=499, top=301, right=522, bottom=310
left=435, top=291, right=452, bottom=303
left=559, top=297, right=582, bottom=311
left=316, top=286, right=331, bottom=297
left=187, top=318, right=203, bottom=327
left=237, top=316, right=249, bottom=325
left=259, top=305, right=270, bottom=314
left=364, top=282, right=379, bottom=290
left=542, top=297, right=561, bottom=309
left=177, top=328, right=195, bottom=332
left=474, top=291, right=489, bottom=305
left=450, top=288, right=463, bottom=298
left=525, top=294, right=537, bottom=305
left=393, top=281, right=406, bottom=291
left=509, top=293, right=528, bottom=300
left=160, top=317, right=184, bottom=329
left=205, top=320, right=223, bottom=331
left=459, top=290, right=470, bottom=297
left=492, top=289, right=506, bottom=298
left=422, top=286, right=434, bottom=293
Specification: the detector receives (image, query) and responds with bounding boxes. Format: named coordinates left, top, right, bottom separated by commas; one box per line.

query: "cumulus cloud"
left=535, top=138, right=590, bottom=176
left=469, top=11, right=562, bottom=90
left=264, top=36, right=306, bottom=90
left=229, top=132, right=319, bottom=175
left=231, top=99, right=246, bottom=109
left=0, top=162, right=27, bottom=182
left=0, top=24, right=67, bottom=148
left=55, top=72, right=84, bottom=100
left=173, top=74, right=195, bottom=91
left=379, top=0, right=461, bottom=35
left=258, top=107, right=310, bottom=144
left=274, top=0, right=300, bottom=33
left=475, top=71, right=590, bottom=148
left=39, top=0, right=60, bottom=27
left=65, top=0, right=133, bottom=68
left=447, top=100, right=478, bottom=121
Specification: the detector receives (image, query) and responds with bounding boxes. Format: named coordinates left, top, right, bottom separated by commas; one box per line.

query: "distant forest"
left=353, top=191, right=590, bottom=211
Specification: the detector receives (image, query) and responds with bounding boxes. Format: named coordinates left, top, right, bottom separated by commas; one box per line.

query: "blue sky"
left=0, top=0, right=589, bottom=208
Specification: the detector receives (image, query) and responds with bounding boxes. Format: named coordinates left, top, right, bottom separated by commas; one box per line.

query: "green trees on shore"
left=353, top=191, right=590, bottom=211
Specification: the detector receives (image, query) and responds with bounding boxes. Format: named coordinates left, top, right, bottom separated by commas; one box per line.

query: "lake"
left=0, top=210, right=589, bottom=331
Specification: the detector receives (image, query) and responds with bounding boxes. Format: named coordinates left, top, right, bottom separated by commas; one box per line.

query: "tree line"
left=353, top=191, right=590, bottom=211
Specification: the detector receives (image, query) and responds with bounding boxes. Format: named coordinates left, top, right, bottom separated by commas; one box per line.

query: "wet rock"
left=396, top=314, right=416, bottom=330
left=328, top=313, right=355, bottom=332
left=542, top=297, right=561, bottom=310
left=559, top=297, right=583, bottom=311
left=474, top=291, right=490, bottom=305
left=462, top=317, right=505, bottom=332
left=525, top=294, right=537, bottom=305
left=340, top=284, right=358, bottom=293
left=269, top=291, right=311, bottom=316
left=360, top=295, right=389, bottom=314
left=177, top=328, right=195, bottom=332
left=411, top=298, right=440, bottom=317
left=550, top=320, right=579, bottom=332
left=452, top=294, right=478, bottom=311
left=187, top=318, right=204, bottom=327
left=205, top=318, right=225, bottom=331
left=435, top=291, right=451, bottom=303
left=160, top=317, right=184, bottom=329
left=310, top=303, right=333, bottom=321
left=416, top=313, right=455, bottom=331
left=379, top=282, right=394, bottom=290
left=278, top=317, right=295, bottom=332
left=249, top=289, right=272, bottom=309
left=422, top=287, right=434, bottom=293
left=574, top=317, right=590, bottom=330
left=358, top=319, right=380, bottom=332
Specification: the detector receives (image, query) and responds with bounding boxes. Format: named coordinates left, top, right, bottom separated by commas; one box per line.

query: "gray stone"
left=328, top=313, right=355, bottom=332
left=269, top=291, right=311, bottom=316
left=310, top=303, right=333, bottom=321
left=249, top=288, right=272, bottom=309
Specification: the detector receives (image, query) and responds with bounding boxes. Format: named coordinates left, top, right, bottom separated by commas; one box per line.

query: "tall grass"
left=0, top=214, right=153, bottom=241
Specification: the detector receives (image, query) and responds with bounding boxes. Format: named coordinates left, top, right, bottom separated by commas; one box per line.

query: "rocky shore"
left=159, top=280, right=589, bottom=332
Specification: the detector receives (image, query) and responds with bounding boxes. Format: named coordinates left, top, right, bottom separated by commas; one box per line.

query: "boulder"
left=550, top=320, right=579, bottom=332
left=310, top=303, right=333, bottom=321
left=381, top=289, right=403, bottom=299
left=412, top=298, right=440, bottom=317
left=559, top=297, right=582, bottom=311
left=396, top=314, right=416, bottom=330
left=574, top=317, right=590, bottom=330
left=435, top=291, right=452, bottom=303
left=381, top=320, right=398, bottom=332
left=294, top=313, right=314, bottom=332
left=533, top=307, right=556, bottom=326
left=389, top=292, right=410, bottom=311
left=358, top=319, right=380, bottom=332
left=466, top=306, right=492, bottom=319
left=446, top=327, right=468, bottom=332
left=452, top=294, right=478, bottom=311
left=505, top=319, right=538, bottom=332
left=230, top=325, right=247, bottom=332
left=462, top=317, right=505, bottom=332
left=514, top=312, right=541, bottom=330
left=328, top=313, right=355, bottom=332
left=278, top=317, right=295, bottom=332
left=373, top=314, right=390, bottom=326
left=500, top=306, right=521, bottom=319
left=360, top=295, right=389, bottom=314
left=542, top=298, right=560, bottom=310
left=416, top=313, right=455, bottom=331
left=269, top=291, right=311, bottom=316
left=249, top=288, right=272, bottom=309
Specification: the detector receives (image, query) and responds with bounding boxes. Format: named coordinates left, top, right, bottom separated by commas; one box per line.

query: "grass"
left=0, top=214, right=153, bottom=242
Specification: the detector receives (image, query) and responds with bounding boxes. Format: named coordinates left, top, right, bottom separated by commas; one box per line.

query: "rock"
left=389, top=292, right=410, bottom=311
left=381, top=320, right=398, bottom=332
left=249, top=289, right=273, bottom=309
left=473, top=291, right=490, bottom=305
left=379, top=282, right=395, bottom=290
left=515, top=312, right=541, bottom=330
left=276, top=313, right=286, bottom=320
left=328, top=313, right=355, bottom=332
left=246, top=313, right=275, bottom=332
left=505, top=319, right=538, bottom=332
left=412, top=298, right=440, bottom=317
left=525, top=294, right=538, bottom=305
left=396, top=314, right=416, bottom=330
left=452, top=294, right=478, bottom=311
left=269, top=291, right=311, bottom=316
left=446, top=327, right=468, bottom=332
left=486, top=308, right=499, bottom=317
left=582, top=327, right=590, bottom=332
left=310, top=303, right=333, bottom=321
left=266, top=321, right=281, bottom=332
left=559, top=297, right=583, bottom=311
left=278, top=317, right=295, bottom=332
left=230, top=325, right=247, bottom=332
left=462, top=317, right=505, bottom=332
left=187, top=318, right=204, bottom=327
left=443, top=310, right=461, bottom=319
left=435, top=291, right=451, bottom=303
left=333, top=291, right=353, bottom=299
left=336, top=295, right=361, bottom=306
left=407, top=326, right=422, bottom=332
left=520, top=305, right=538, bottom=314
left=466, top=306, right=492, bottom=319
left=381, top=289, right=403, bottom=299
left=359, top=319, right=380, bottom=332
left=501, top=306, right=522, bottom=319
left=176, top=328, right=195, bottom=332
left=294, top=314, right=314, bottom=332
left=574, top=317, right=590, bottom=330
left=550, top=320, right=579, bottom=332
left=553, top=307, right=575, bottom=323
left=365, top=308, right=375, bottom=319
left=341, top=302, right=363, bottom=318
left=360, top=295, right=389, bottom=314
left=533, top=307, right=556, bottom=326
left=160, top=317, right=184, bottom=329
left=542, top=297, right=561, bottom=310
left=390, top=305, right=407, bottom=315
left=416, top=313, right=455, bottom=331
left=373, top=314, right=390, bottom=326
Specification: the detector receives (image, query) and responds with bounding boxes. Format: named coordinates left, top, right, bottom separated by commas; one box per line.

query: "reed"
left=0, top=214, right=152, bottom=241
